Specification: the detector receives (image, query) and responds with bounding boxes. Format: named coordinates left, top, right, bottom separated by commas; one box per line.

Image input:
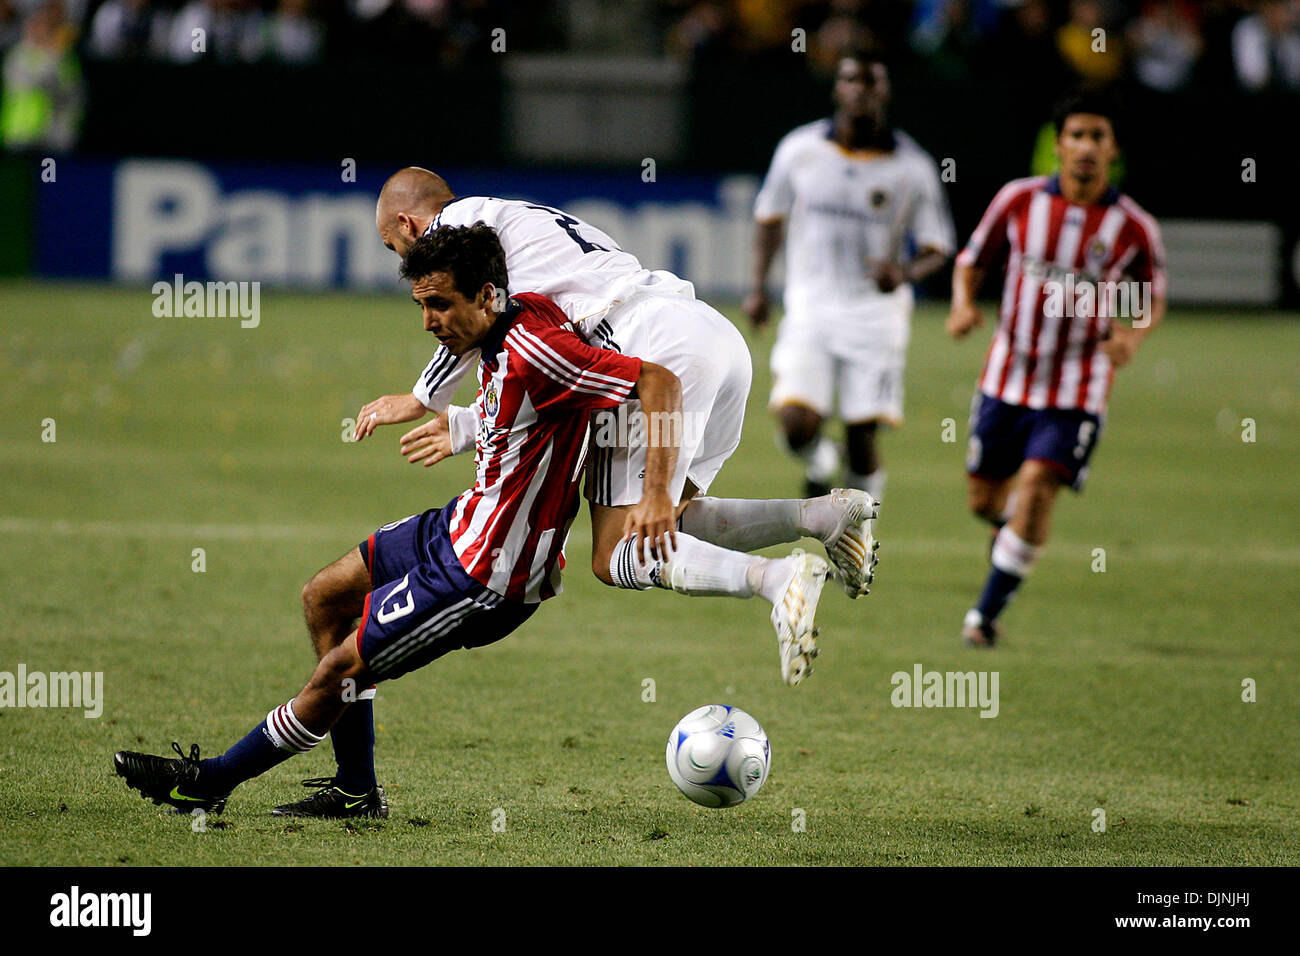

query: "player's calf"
left=777, top=404, right=838, bottom=496
left=968, top=475, right=1013, bottom=527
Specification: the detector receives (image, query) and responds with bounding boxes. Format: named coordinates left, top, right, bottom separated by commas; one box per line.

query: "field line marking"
left=2, top=517, right=1298, bottom=565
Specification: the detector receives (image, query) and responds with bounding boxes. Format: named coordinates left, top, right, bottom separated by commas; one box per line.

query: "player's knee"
left=301, top=576, right=322, bottom=616
left=1020, top=462, right=1063, bottom=500
left=779, top=407, right=820, bottom=452
left=968, top=486, right=1000, bottom=522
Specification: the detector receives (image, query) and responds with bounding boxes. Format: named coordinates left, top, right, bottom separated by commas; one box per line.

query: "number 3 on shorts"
left=376, top=573, right=416, bottom=624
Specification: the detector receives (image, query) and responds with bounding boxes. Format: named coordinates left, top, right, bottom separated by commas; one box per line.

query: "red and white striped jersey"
left=956, top=175, right=1166, bottom=414
left=448, top=292, right=642, bottom=604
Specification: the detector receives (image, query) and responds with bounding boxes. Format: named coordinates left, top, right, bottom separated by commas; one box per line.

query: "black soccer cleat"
left=271, top=778, right=389, bottom=819
left=114, top=742, right=230, bottom=814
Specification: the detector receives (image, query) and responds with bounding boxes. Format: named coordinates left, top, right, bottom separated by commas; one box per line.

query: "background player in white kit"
left=351, top=167, right=881, bottom=689
left=744, top=48, right=955, bottom=502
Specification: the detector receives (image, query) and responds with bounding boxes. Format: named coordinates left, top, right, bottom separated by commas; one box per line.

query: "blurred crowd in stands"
left=664, top=0, right=1300, bottom=93
left=3, top=0, right=1299, bottom=151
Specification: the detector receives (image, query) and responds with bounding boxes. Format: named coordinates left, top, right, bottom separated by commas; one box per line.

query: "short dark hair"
left=1052, top=87, right=1123, bottom=142
left=399, top=222, right=509, bottom=301
left=839, top=45, right=888, bottom=72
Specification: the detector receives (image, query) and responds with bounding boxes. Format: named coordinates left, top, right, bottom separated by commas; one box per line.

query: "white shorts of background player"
left=769, top=286, right=912, bottom=425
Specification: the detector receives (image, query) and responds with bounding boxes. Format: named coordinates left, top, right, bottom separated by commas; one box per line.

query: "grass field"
left=1, top=279, right=1297, bottom=866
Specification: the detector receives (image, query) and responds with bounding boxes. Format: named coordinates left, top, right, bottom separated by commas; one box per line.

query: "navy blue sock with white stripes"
left=198, top=699, right=325, bottom=793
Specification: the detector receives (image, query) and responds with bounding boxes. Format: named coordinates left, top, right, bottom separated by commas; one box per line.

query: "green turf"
left=1, top=280, right=1296, bottom=866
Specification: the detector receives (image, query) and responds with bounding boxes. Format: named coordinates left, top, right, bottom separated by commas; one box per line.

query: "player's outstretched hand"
left=400, top=415, right=452, bottom=468
left=355, top=393, right=426, bottom=442
left=622, top=489, right=678, bottom=562
left=742, top=290, right=771, bottom=330
left=946, top=303, right=983, bottom=339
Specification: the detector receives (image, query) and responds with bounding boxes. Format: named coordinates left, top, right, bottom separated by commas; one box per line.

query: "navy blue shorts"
left=965, top=393, right=1103, bottom=492
left=355, top=500, right=536, bottom=681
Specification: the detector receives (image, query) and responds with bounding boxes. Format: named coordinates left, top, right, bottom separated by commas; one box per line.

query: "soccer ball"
left=665, top=704, right=771, bottom=808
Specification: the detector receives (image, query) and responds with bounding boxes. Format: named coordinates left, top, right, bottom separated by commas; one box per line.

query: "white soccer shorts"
left=585, top=294, right=752, bottom=507
left=769, top=316, right=906, bottom=425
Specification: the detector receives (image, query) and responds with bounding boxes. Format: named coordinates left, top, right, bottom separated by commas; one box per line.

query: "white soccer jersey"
left=754, top=119, right=955, bottom=349
left=412, top=197, right=693, bottom=412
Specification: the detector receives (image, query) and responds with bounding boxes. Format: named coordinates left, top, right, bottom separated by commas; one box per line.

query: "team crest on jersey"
left=870, top=188, right=890, bottom=209
left=484, top=382, right=500, bottom=419
left=1085, top=236, right=1110, bottom=269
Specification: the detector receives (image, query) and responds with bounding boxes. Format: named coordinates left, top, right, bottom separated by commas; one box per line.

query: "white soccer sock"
left=805, top=437, right=841, bottom=484
left=753, top=555, right=795, bottom=605
left=782, top=432, right=839, bottom=484
left=845, top=468, right=886, bottom=503
left=991, top=526, right=1040, bottom=577
left=608, top=533, right=760, bottom=598
left=265, top=699, right=327, bottom=754
left=608, top=536, right=662, bottom=590
left=679, top=497, right=802, bottom=552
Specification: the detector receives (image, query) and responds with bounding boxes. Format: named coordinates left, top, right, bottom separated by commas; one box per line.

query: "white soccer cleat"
left=820, top=488, right=880, bottom=599
left=770, top=551, right=830, bottom=686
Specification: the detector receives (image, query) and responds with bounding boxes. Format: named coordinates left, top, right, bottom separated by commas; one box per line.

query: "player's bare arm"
left=621, top=361, right=684, bottom=556
left=743, top=217, right=784, bottom=328
left=947, top=261, right=986, bottom=338
left=353, top=392, right=428, bottom=442
left=874, top=244, right=949, bottom=294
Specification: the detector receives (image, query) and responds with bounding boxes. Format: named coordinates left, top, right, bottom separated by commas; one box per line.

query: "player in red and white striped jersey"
left=443, top=292, right=619, bottom=600
left=444, top=290, right=647, bottom=603
left=946, top=89, right=1167, bottom=647
left=114, top=224, right=685, bottom=819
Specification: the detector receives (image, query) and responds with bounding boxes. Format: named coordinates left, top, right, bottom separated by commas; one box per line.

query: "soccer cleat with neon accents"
left=770, top=550, right=830, bottom=686
left=271, top=778, right=389, bottom=819
left=819, top=489, right=880, bottom=599
left=113, top=742, right=230, bottom=814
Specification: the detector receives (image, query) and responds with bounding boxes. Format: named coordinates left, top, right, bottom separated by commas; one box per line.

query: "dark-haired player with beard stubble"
left=112, top=224, right=681, bottom=818
left=948, top=89, right=1167, bottom=648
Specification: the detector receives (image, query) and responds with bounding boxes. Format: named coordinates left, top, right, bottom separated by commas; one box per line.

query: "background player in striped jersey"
left=356, top=169, right=882, bottom=685
left=112, top=224, right=682, bottom=817
left=744, top=47, right=955, bottom=502
left=947, top=89, right=1167, bottom=647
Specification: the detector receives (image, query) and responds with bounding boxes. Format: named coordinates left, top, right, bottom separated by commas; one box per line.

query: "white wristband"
left=446, top=404, right=477, bottom=455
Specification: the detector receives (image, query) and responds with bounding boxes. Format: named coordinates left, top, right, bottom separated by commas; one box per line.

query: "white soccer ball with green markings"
left=666, top=704, right=771, bottom=808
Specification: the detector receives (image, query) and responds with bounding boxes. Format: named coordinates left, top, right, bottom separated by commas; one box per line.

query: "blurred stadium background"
left=0, top=0, right=1298, bottom=305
